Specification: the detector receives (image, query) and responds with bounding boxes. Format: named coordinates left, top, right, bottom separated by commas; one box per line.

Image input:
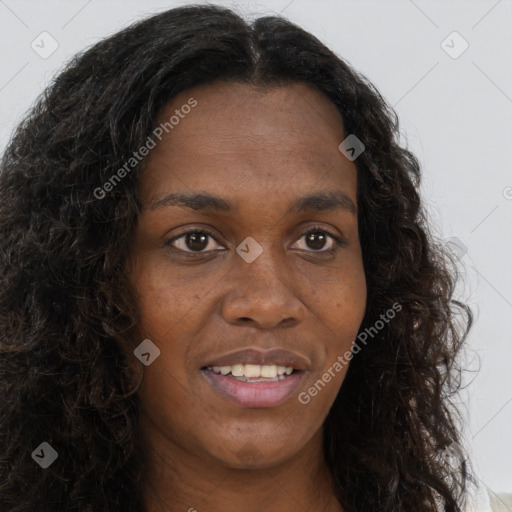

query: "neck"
left=141, top=423, right=343, bottom=512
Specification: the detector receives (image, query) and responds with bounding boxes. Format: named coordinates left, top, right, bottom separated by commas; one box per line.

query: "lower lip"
left=201, top=369, right=305, bottom=408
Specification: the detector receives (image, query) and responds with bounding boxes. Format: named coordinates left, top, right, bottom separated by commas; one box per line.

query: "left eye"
left=293, top=228, right=344, bottom=252
left=165, top=227, right=344, bottom=254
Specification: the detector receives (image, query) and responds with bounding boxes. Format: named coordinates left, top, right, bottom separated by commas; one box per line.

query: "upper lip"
left=202, top=348, right=310, bottom=371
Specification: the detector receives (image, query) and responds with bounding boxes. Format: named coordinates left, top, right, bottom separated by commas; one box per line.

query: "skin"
left=126, top=81, right=367, bottom=512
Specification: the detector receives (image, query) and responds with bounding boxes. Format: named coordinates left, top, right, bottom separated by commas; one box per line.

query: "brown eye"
left=293, top=228, right=345, bottom=253
left=305, top=230, right=329, bottom=251
left=183, top=232, right=209, bottom=251
left=165, top=226, right=345, bottom=256
left=166, top=229, right=224, bottom=253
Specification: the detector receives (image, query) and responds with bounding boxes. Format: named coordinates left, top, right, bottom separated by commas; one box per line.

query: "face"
left=127, top=81, right=367, bottom=470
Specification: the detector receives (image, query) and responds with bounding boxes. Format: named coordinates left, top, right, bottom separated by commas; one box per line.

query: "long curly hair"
left=0, top=4, right=474, bottom=511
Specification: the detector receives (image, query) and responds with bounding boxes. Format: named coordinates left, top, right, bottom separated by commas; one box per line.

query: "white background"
left=0, top=0, right=511, bottom=504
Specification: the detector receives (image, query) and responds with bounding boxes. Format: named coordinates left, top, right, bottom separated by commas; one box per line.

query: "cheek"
left=130, top=261, right=196, bottom=336
left=138, top=361, right=211, bottom=458
left=313, top=262, right=367, bottom=377
left=313, top=260, right=367, bottom=334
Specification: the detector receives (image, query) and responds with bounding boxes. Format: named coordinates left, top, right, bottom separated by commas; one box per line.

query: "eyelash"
left=164, top=226, right=346, bottom=255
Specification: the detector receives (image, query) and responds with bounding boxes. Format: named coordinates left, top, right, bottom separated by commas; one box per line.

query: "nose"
left=221, top=247, right=306, bottom=329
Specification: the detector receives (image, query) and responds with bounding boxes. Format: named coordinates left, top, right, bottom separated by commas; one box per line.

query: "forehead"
left=139, top=81, right=357, bottom=206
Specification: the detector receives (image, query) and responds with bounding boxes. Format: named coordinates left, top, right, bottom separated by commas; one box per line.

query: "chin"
left=208, top=440, right=298, bottom=470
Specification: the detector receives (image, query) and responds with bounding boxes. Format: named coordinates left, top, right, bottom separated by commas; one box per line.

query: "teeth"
left=261, top=365, right=277, bottom=378
left=207, top=364, right=296, bottom=379
left=244, top=364, right=261, bottom=378
left=231, top=364, right=244, bottom=377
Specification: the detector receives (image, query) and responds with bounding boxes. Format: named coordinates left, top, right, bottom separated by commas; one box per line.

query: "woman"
left=0, top=4, right=473, bottom=511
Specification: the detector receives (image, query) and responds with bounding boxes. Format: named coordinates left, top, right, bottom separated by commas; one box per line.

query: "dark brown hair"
left=0, top=4, right=473, bottom=511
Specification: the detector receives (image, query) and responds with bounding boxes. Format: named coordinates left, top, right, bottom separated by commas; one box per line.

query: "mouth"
left=204, top=363, right=299, bottom=381
left=201, top=364, right=306, bottom=408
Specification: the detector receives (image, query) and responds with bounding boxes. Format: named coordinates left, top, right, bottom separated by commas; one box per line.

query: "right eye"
left=165, top=229, right=226, bottom=254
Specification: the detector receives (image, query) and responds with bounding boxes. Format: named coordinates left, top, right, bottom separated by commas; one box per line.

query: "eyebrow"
left=147, top=190, right=357, bottom=216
